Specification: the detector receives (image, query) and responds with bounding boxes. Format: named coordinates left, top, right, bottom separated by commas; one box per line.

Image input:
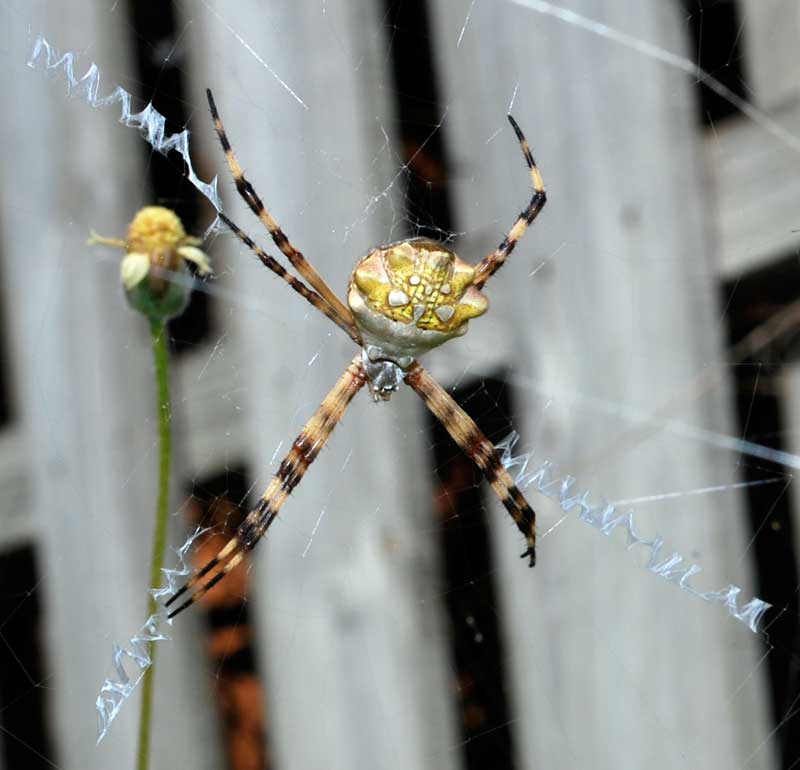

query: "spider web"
left=1, top=0, right=799, bottom=769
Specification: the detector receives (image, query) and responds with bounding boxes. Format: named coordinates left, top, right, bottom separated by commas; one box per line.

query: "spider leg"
left=219, top=213, right=361, bottom=345
left=405, top=363, right=536, bottom=565
left=472, top=115, right=546, bottom=290
left=166, top=356, right=367, bottom=618
left=206, top=88, right=357, bottom=333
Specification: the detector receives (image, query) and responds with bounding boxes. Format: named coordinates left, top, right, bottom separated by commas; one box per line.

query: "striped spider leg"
left=472, top=115, right=547, bottom=290
left=167, top=357, right=367, bottom=618
left=166, top=99, right=545, bottom=618
left=405, top=363, right=536, bottom=564
left=206, top=89, right=358, bottom=338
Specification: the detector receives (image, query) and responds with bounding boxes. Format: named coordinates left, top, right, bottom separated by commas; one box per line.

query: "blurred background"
left=1, top=0, right=799, bottom=768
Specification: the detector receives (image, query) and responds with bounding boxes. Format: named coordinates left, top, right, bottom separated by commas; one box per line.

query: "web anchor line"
left=95, top=527, right=209, bottom=742
left=27, top=34, right=223, bottom=218
left=497, top=432, right=772, bottom=634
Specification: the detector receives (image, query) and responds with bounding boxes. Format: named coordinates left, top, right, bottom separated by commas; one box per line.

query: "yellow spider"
left=167, top=90, right=546, bottom=618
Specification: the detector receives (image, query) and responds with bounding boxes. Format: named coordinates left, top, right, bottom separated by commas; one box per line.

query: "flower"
left=89, top=206, right=211, bottom=320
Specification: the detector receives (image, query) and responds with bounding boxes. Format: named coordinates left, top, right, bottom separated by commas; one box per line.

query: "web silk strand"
left=96, top=527, right=209, bottom=742
left=27, top=35, right=223, bottom=215
left=497, top=432, right=771, bottom=634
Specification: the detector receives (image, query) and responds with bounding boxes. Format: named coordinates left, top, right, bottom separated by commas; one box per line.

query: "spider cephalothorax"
left=165, top=91, right=545, bottom=619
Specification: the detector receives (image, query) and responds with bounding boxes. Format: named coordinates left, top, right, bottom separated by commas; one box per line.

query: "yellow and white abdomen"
left=347, top=240, right=488, bottom=368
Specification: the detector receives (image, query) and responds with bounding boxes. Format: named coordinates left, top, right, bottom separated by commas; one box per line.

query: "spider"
left=166, top=89, right=547, bottom=618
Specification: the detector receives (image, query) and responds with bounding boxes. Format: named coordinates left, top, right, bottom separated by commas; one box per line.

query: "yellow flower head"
left=126, top=206, right=189, bottom=254
left=89, top=206, right=211, bottom=320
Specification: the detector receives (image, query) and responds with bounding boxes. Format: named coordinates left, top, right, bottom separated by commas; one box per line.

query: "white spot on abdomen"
left=435, top=305, right=454, bottom=323
left=388, top=289, right=410, bottom=307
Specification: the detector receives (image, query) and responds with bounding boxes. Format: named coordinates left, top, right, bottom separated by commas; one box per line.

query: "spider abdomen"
left=347, top=240, right=488, bottom=365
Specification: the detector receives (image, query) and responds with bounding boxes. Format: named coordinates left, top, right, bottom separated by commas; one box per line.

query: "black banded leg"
left=205, top=88, right=358, bottom=333
left=473, top=115, right=547, bottom=290
left=218, top=213, right=360, bottom=345
left=405, top=363, right=536, bottom=565
left=166, top=356, right=368, bottom=619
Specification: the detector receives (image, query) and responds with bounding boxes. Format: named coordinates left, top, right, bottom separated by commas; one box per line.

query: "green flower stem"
left=137, top=318, right=172, bottom=770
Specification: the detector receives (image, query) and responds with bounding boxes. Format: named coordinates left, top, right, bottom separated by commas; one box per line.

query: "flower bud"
left=89, top=206, right=211, bottom=321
